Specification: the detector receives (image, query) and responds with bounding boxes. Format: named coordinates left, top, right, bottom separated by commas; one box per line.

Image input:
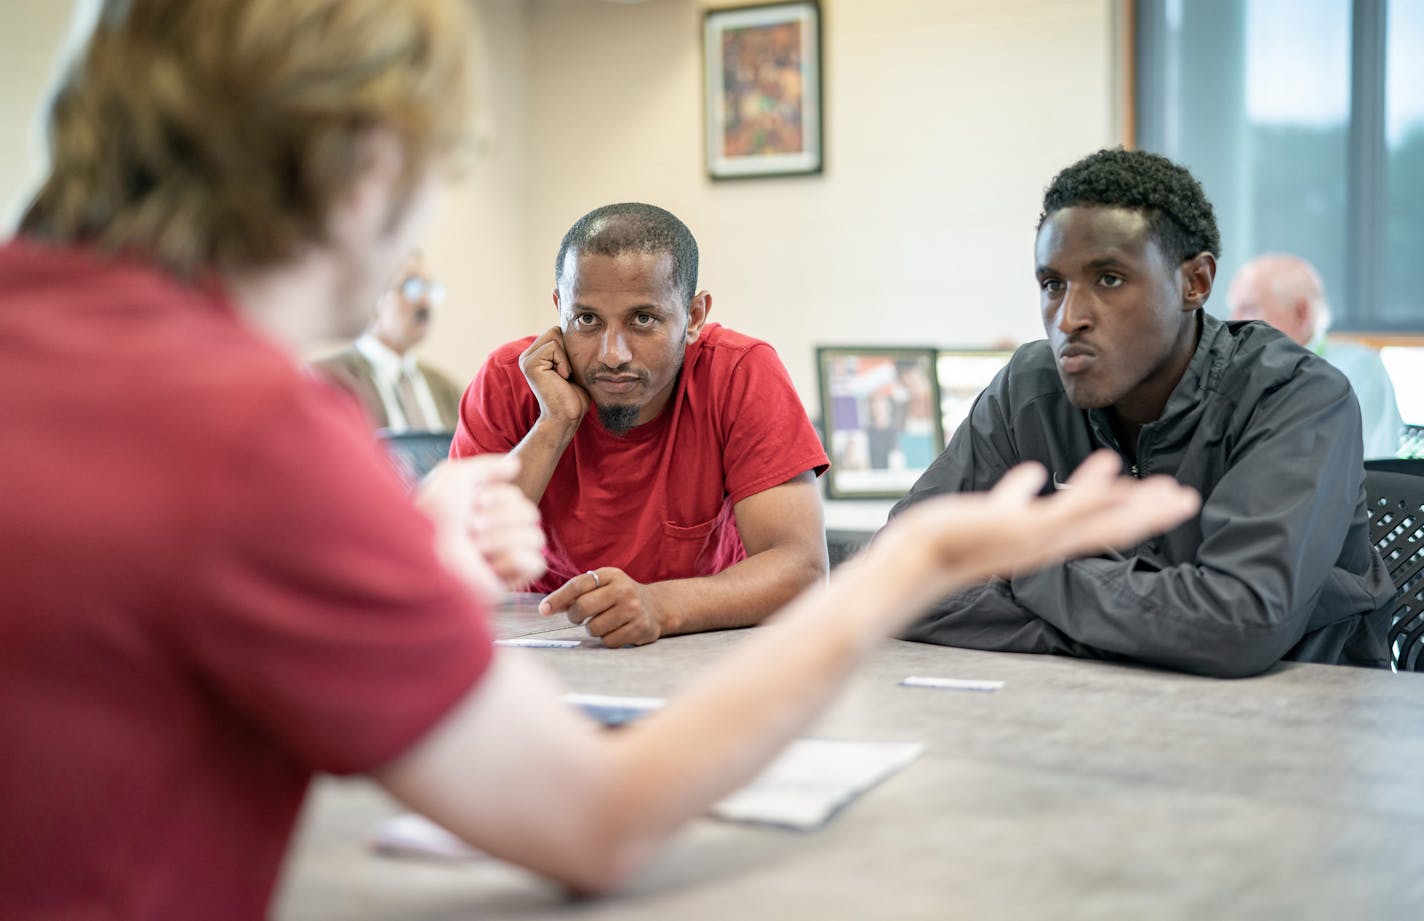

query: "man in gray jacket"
left=892, top=148, right=1393, bottom=678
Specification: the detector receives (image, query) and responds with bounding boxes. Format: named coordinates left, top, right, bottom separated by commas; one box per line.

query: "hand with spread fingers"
left=538, top=567, right=664, bottom=647
left=868, top=450, right=1200, bottom=608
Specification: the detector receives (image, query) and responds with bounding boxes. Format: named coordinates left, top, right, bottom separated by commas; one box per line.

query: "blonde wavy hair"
left=20, top=0, right=474, bottom=276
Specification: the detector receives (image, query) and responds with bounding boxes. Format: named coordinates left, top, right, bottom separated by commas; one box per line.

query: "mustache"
left=1057, top=339, right=1095, bottom=358
left=583, top=364, right=649, bottom=387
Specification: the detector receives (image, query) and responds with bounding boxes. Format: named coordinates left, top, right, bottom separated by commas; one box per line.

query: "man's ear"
left=1181, top=252, right=1217, bottom=311
left=551, top=287, right=562, bottom=314
left=686, top=291, right=711, bottom=343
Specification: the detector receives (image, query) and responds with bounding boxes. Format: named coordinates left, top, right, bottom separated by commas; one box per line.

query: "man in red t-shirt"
left=0, top=2, right=1203, bottom=918
left=453, top=203, right=831, bottom=647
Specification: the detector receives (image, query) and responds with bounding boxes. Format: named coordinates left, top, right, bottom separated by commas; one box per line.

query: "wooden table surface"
left=274, top=616, right=1424, bottom=921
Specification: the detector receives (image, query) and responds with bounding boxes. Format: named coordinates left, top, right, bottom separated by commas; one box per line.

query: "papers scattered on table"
left=557, top=695, right=925, bottom=829
left=563, top=692, right=666, bottom=726
left=900, top=675, right=1004, bottom=692
left=711, top=738, right=924, bottom=831
left=371, top=711, right=925, bottom=859
left=494, top=637, right=582, bottom=649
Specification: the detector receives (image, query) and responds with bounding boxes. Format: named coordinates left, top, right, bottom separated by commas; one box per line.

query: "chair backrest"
left=379, top=430, right=454, bottom=487
left=1364, top=468, right=1424, bottom=671
left=1364, top=457, right=1424, bottom=477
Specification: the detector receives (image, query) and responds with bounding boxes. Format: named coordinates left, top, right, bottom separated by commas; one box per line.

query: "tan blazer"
left=310, top=346, right=465, bottom=431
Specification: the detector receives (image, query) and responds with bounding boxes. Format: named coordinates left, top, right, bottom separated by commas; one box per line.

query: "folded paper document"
left=709, top=738, right=924, bottom=830
left=373, top=695, right=925, bottom=855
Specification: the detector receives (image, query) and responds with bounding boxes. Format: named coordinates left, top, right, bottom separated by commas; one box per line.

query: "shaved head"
left=1227, top=254, right=1329, bottom=346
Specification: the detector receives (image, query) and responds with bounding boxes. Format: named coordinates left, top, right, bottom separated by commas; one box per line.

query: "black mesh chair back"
left=1364, top=468, right=1424, bottom=671
left=379, top=430, right=455, bottom=487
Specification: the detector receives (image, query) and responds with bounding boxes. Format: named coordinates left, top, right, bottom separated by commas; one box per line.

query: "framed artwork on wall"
left=816, top=346, right=943, bottom=500
left=703, top=1, right=822, bottom=179
left=936, top=348, right=1015, bottom=443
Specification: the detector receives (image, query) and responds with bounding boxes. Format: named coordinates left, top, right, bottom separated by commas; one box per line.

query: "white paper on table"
left=372, top=812, right=483, bottom=860
left=900, top=675, right=1004, bottom=692
left=372, top=703, right=925, bottom=859
left=494, top=637, right=582, bottom=649
left=709, top=738, right=924, bottom=831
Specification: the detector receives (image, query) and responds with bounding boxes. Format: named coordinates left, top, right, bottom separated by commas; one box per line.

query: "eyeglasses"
left=399, top=275, right=447, bottom=307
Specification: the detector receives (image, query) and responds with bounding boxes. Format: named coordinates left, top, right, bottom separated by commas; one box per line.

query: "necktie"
left=396, top=368, right=433, bottom=431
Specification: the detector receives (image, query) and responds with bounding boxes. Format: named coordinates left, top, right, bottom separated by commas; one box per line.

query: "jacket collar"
left=1085, top=310, right=1228, bottom=449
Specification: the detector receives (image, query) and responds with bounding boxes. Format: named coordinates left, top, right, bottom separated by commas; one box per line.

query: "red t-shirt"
left=452, top=323, right=829, bottom=593
left=0, top=240, right=494, bottom=921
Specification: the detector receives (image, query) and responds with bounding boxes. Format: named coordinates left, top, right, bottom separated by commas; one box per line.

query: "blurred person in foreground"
left=1227, top=253, right=1403, bottom=460
left=0, top=3, right=1199, bottom=919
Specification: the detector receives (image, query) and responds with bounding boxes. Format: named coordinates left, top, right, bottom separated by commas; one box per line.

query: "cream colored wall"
left=1, top=0, right=1122, bottom=405
left=0, top=2, right=85, bottom=227
left=419, top=0, right=533, bottom=383
left=519, top=0, right=1123, bottom=405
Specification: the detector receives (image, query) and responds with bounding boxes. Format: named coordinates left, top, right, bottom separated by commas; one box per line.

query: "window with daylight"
left=1135, top=0, right=1423, bottom=332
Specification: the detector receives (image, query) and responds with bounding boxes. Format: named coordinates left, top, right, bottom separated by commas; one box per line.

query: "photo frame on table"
left=936, top=348, right=1015, bottom=444
left=703, top=1, right=822, bottom=180
left=816, top=346, right=943, bottom=500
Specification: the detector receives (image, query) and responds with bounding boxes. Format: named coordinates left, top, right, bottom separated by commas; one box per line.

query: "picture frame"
left=703, top=1, right=822, bottom=180
left=936, top=348, right=1015, bottom=444
left=816, top=346, right=943, bottom=500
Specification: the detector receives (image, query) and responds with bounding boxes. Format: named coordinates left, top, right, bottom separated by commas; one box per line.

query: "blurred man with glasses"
left=312, top=251, right=465, bottom=432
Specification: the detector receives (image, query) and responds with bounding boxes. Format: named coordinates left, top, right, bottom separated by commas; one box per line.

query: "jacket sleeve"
left=308, top=352, right=385, bottom=429
left=1009, top=367, right=1366, bottom=678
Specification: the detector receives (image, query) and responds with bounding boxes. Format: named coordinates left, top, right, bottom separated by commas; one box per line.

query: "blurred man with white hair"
left=1228, top=254, right=1403, bottom=459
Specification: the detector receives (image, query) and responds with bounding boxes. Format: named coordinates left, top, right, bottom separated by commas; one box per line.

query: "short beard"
left=597, top=403, right=642, bottom=435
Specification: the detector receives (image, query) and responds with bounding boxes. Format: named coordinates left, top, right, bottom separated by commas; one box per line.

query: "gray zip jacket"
left=892, top=313, right=1393, bottom=678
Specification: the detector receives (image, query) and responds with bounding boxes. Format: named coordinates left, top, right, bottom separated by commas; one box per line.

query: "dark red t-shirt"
left=452, top=323, right=829, bottom=593
left=0, top=240, right=494, bottom=920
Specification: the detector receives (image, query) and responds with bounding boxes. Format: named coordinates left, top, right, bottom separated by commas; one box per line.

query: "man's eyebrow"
left=1036, top=251, right=1135, bottom=277
left=1082, top=254, right=1134, bottom=272
left=568, top=301, right=667, bottom=313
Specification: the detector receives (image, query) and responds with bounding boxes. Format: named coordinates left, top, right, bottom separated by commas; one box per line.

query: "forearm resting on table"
left=644, top=471, right=828, bottom=635
left=649, top=543, right=827, bottom=635
left=1011, top=560, right=1302, bottom=678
